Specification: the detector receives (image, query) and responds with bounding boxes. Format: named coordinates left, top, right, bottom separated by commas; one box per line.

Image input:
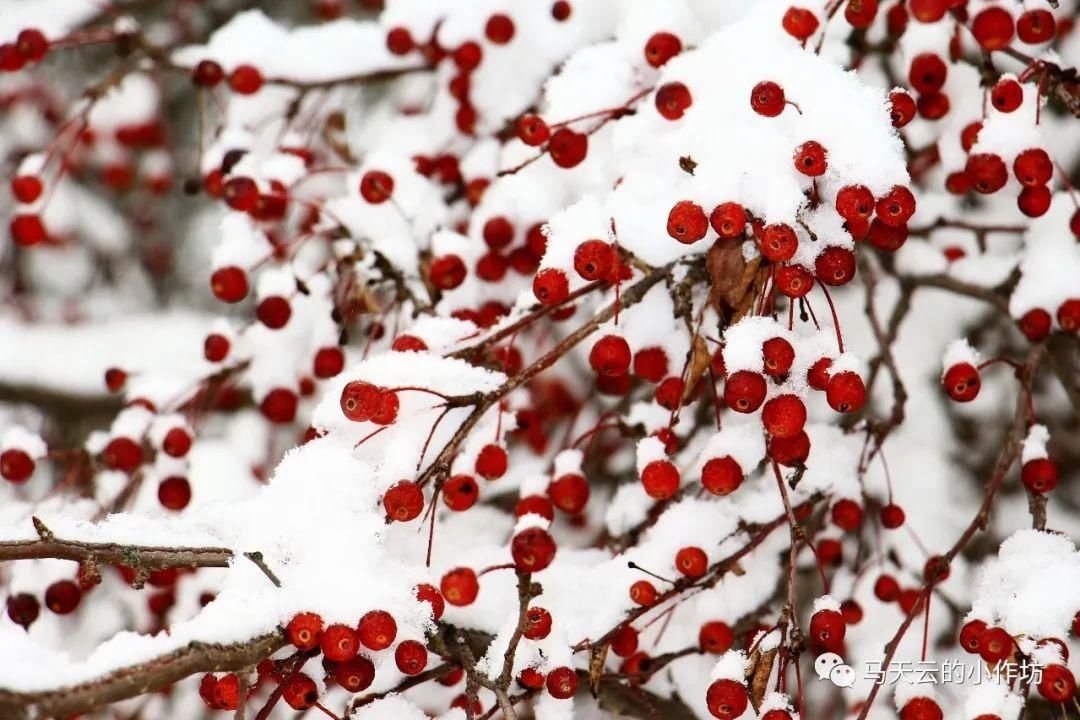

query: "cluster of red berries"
left=191, top=59, right=264, bottom=95
left=958, top=618, right=1077, bottom=704
left=0, top=28, right=48, bottom=73
left=1017, top=296, right=1080, bottom=343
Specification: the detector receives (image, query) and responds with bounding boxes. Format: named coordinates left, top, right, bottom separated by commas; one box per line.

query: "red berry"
left=909, top=0, right=948, bottom=23
left=281, top=674, right=318, bottom=710
left=395, top=639, right=428, bottom=675
left=770, top=430, right=811, bottom=467
left=760, top=223, right=798, bottom=262
left=6, top=593, right=40, bottom=629
left=482, top=216, right=515, bottom=250
left=900, top=697, right=943, bottom=720
left=516, top=495, right=555, bottom=521
left=485, top=14, right=516, bottom=44
left=512, top=527, right=557, bottom=572
left=874, top=574, right=901, bottom=602
left=161, top=427, right=191, bottom=458
left=835, top=185, right=875, bottom=223
left=971, top=7, right=1015, bottom=51
left=444, top=474, right=479, bottom=511
left=0, top=43, right=25, bottom=72
left=809, top=608, right=846, bottom=651
left=750, top=81, right=786, bottom=117
left=644, top=32, right=682, bottom=67
left=710, top=203, right=747, bottom=239
left=629, top=580, right=657, bottom=606
left=548, top=128, right=588, bottom=168
left=1019, top=308, right=1051, bottom=341
left=551, top=1, right=572, bottom=21
left=15, top=29, right=48, bottom=62
left=359, top=170, right=394, bottom=203
left=667, top=200, right=709, bottom=244
left=104, top=367, right=127, bottom=392
left=533, top=268, right=569, bottom=305
left=1017, top=10, right=1056, bottom=45
left=518, top=667, right=545, bottom=689
left=386, top=27, right=415, bottom=55
left=431, top=254, right=467, bottom=290
left=817, top=538, right=843, bottom=567
left=442, top=567, right=480, bottom=606
left=978, top=626, right=1013, bottom=663
left=321, top=623, right=359, bottom=661
left=336, top=656, right=376, bottom=692
left=286, top=612, right=323, bottom=650
left=831, top=498, right=864, bottom=531
left=524, top=606, right=553, bottom=639
left=867, top=218, right=908, bottom=252
left=706, top=679, right=748, bottom=720
left=794, top=140, right=828, bottom=177
left=312, top=347, right=345, bottom=378
left=516, top=115, right=550, bottom=146
left=655, top=82, right=693, bottom=120
left=966, top=153, right=1008, bottom=194
left=724, top=370, right=767, bottom=413
left=11, top=175, right=43, bottom=203
left=204, top=333, right=230, bottom=362
left=103, top=437, right=143, bottom=472
left=807, top=358, right=832, bottom=390
left=1021, top=458, right=1059, bottom=494
left=889, top=90, right=917, bottom=127
left=876, top=186, right=917, bottom=227
left=589, top=335, right=632, bottom=377
left=228, top=64, right=264, bottom=94
left=629, top=347, right=667, bottom=383
left=881, top=503, right=905, bottom=529
left=917, top=91, right=950, bottom=120
left=611, top=625, right=639, bottom=657
left=908, top=53, right=947, bottom=95
left=701, top=456, right=743, bottom=496
left=1038, top=664, right=1076, bottom=703
left=782, top=7, right=820, bottom=41
left=1013, top=148, right=1053, bottom=187
left=383, top=480, right=424, bottom=521
left=45, top=580, right=81, bottom=614
left=260, top=388, right=298, bottom=423
left=573, top=239, right=616, bottom=282
left=762, top=394, right=807, bottom=439
left=777, top=265, right=814, bottom=298
left=358, top=609, right=397, bottom=650
left=156, top=476, right=191, bottom=511
left=1018, top=185, right=1051, bottom=218
left=641, top=459, right=680, bottom=500
left=1058, top=299, right=1080, bottom=331
left=192, top=60, right=224, bottom=87
left=256, top=296, right=291, bottom=329
left=943, top=362, right=980, bottom=402
left=991, top=78, right=1023, bottom=112
left=675, top=546, right=707, bottom=577
left=761, top=338, right=795, bottom=378
left=841, top=599, right=864, bottom=624
left=1, top=448, right=35, bottom=483
left=210, top=266, right=249, bottom=303
left=10, top=214, right=47, bottom=246
left=548, top=473, right=589, bottom=514
left=416, top=583, right=445, bottom=621
left=475, top=444, right=508, bottom=481
left=699, top=621, right=734, bottom=654
left=845, top=0, right=878, bottom=28
left=826, top=371, right=866, bottom=413
left=546, top=666, right=577, bottom=699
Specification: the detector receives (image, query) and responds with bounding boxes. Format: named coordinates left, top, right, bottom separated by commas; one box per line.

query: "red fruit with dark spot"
left=442, top=567, right=480, bottom=606
left=533, top=268, right=569, bottom=305
left=286, top=612, right=323, bottom=650
left=358, top=609, right=397, bottom=650
left=1037, top=664, right=1076, bottom=703
left=104, top=367, right=127, bottom=392
left=341, top=380, right=381, bottom=422
left=908, top=53, right=947, bottom=94
left=769, top=431, right=811, bottom=467
left=321, top=623, right=359, bottom=662
left=971, top=7, right=1015, bottom=51
left=826, top=371, right=866, bottom=413
left=1060, top=299, right=1080, bottom=331
left=867, top=218, right=909, bottom=252
left=831, top=499, right=863, bottom=531
left=807, top=358, right=832, bottom=390
left=612, top=625, right=639, bottom=657
left=724, top=370, right=767, bottom=413
left=359, top=170, right=394, bottom=203
left=991, top=78, right=1023, bottom=112
left=45, top=580, right=81, bottom=614
left=524, top=606, right=553, bottom=639
left=516, top=115, right=550, bottom=146
left=809, top=608, right=846, bottom=651
left=836, top=185, right=875, bottom=222
left=876, top=186, right=917, bottom=227
left=644, top=32, right=681, bottom=67
left=654, top=377, right=684, bottom=410
left=6, top=593, right=40, bottom=629
left=395, top=639, right=428, bottom=676
left=699, top=621, right=734, bottom=654
left=210, top=266, right=249, bottom=303
left=516, top=495, right=555, bottom=522
left=548, top=473, right=589, bottom=514
left=213, top=674, right=240, bottom=710
left=485, top=14, right=516, bottom=44
left=443, top=474, right=479, bottom=511
left=881, top=503, right=905, bottom=529
left=667, top=200, right=709, bottom=244
left=384, top=480, right=424, bottom=521
left=546, top=666, right=578, bottom=699
left=1, top=448, right=35, bottom=483
left=841, top=599, right=864, bottom=624
left=589, top=335, right=632, bottom=377
left=966, top=153, right=1008, bottom=194
left=706, top=679, right=748, bottom=720
left=777, top=265, right=814, bottom=298
left=675, top=546, right=707, bottom=577
left=1021, top=458, right=1059, bottom=494
left=751, top=81, right=786, bottom=117
left=336, top=656, right=376, bottom=692
left=512, top=527, right=557, bottom=572
left=918, top=91, right=950, bottom=120
left=281, top=674, right=318, bottom=710
left=710, top=203, right=747, bottom=239
left=416, top=583, right=445, bottom=621
left=760, top=223, right=798, bottom=262
left=641, top=460, right=680, bottom=500
left=192, top=59, right=224, bottom=87
left=762, top=394, right=807, bottom=439
left=475, top=444, right=508, bottom=480
left=260, top=388, right=298, bottom=423
left=782, top=7, right=820, bottom=41
left=573, top=239, right=615, bottom=281
left=762, top=337, right=795, bottom=377
left=943, top=363, right=980, bottom=402
left=794, top=140, right=828, bottom=177
left=629, top=580, right=657, bottom=606
left=1017, top=10, right=1056, bottom=45
left=548, top=128, right=588, bottom=168
left=1013, top=148, right=1053, bottom=187
left=656, top=82, right=693, bottom=120
left=978, top=626, right=1013, bottom=663
left=430, top=254, right=467, bottom=290
left=816, top=246, right=857, bottom=286
left=889, top=90, right=916, bottom=127
left=702, top=456, right=743, bottom=496
left=228, top=64, right=264, bottom=95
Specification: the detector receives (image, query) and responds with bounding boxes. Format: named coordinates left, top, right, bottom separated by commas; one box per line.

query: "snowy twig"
left=0, top=530, right=232, bottom=570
